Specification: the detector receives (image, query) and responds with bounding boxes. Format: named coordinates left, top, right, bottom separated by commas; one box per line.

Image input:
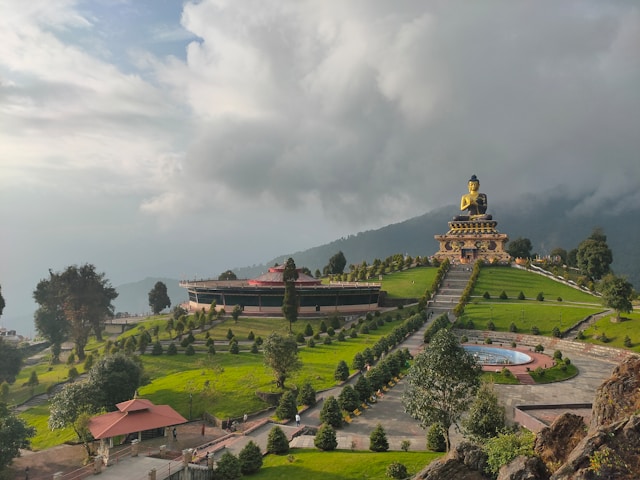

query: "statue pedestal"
left=434, top=220, right=510, bottom=264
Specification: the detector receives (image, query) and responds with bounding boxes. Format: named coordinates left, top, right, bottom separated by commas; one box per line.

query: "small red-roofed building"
left=89, top=398, right=187, bottom=448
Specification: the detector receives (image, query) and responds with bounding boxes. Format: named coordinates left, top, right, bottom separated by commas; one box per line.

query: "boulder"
left=415, top=442, right=490, bottom=480
left=534, top=413, right=587, bottom=470
left=590, top=355, right=640, bottom=430
left=497, top=455, right=550, bottom=480
left=550, top=414, right=640, bottom=480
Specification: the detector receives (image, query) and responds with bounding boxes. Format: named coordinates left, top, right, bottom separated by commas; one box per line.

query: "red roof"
left=88, top=398, right=187, bottom=440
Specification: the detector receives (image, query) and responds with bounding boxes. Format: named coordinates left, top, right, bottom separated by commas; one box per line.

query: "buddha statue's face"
left=468, top=180, right=479, bottom=193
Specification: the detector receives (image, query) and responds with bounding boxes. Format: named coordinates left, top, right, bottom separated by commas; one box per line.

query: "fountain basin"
left=464, top=345, right=533, bottom=366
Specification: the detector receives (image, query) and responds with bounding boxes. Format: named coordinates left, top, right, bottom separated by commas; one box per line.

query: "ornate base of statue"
left=433, top=175, right=510, bottom=264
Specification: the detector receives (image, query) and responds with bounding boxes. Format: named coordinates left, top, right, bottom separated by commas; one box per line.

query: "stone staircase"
left=428, top=264, right=472, bottom=319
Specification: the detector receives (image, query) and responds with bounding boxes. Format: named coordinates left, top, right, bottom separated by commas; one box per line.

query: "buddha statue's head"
left=468, top=174, right=480, bottom=192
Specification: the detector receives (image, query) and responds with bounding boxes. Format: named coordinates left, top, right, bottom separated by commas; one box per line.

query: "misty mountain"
left=113, top=277, right=187, bottom=316
left=233, top=191, right=640, bottom=288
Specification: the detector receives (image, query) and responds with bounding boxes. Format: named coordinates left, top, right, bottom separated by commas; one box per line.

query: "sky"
left=1, top=0, right=639, bottom=334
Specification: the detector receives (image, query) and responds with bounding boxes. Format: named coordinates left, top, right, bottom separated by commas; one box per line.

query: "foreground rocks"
left=414, top=355, right=640, bottom=480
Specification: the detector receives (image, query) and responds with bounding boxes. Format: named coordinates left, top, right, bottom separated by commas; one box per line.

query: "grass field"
left=256, top=449, right=443, bottom=479
left=580, top=311, right=640, bottom=353
left=379, top=267, right=437, bottom=298
left=463, top=267, right=604, bottom=335
left=138, top=314, right=413, bottom=419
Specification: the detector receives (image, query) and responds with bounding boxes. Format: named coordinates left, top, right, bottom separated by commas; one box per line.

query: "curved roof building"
left=181, top=265, right=381, bottom=314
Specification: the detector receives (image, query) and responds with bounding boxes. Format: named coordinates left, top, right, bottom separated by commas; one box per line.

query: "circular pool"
left=464, top=345, right=532, bottom=366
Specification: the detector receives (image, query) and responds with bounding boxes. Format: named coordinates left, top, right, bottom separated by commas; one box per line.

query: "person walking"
left=172, top=427, right=177, bottom=441
left=295, top=413, right=301, bottom=427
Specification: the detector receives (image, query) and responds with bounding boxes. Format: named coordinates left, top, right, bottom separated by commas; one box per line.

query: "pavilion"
left=89, top=398, right=187, bottom=448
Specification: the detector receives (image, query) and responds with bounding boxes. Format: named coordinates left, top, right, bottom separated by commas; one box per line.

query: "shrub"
left=151, top=341, right=163, bottom=356
left=167, top=343, right=178, bottom=355
left=323, top=336, right=332, bottom=345
left=552, top=326, right=561, bottom=338
left=536, top=292, right=544, bottom=301
left=518, top=291, right=525, bottom=300
left=229, top=340, right=239, bottom=354
left=208, top=344, right=216, bottom=356
left=275, top=390, right=298, bottom=421
left=247, top=330, right=255, bottom=341
left=266, top=426, right=289, bottom=454
left=334, top=360, right=350, bottom=382
left=320, top=396, right=343, bottom=428
left=313, top=333, right=321, bottom=340
left=83, top=353, right=94, bottom=370
left=314, top=424, right=338, bottom=451
left=185, top=344, right=195, bottom=356
left=534, top=367, right=545, bottom=377
left=295, top=332, right=305, bottom=343
left=180, top=337, right=191, bottom=348
left=238, top=440, right=263, bottom=475
left=297, top=382, right=316, bottom=407
left=553, top=350, right=563, bottom=360
left=531, top=326, right=540, bottom=335
left=206, top=337, right=214, bottom=347
left=304, top=323, right=314, bottom=336
left=215, top=451, right=242, bottom=480
left=426, top=424, right=446, bottom=452
left=255, top=336, right=263, bottom=346
left=369, top=424, right=389, bottom=452
left=226, top=329, right=234, bottom=340
left=330, top=316, right=342, bottom=329
left=306, top=338, right=315, bottom=348
left=564, top=357, right=571, bottom=366
left=499, top=290, right=508, bottom=300
left=484, top=430, right=535, bottom=475
left=502, top=367, right=512, bottom=378
left=337, top=331, right=346, bottom=341
left=577, top=330, right=585, bottom=340
left=509, top=322, right=518, bottom=333
left=487, top=320, right=495, bottom=331
left=250, top=342, right=259, bottom=354
left=337, top=385, right=360, bottom=413
left=327, top=327, right=335, bottom=337
left=483, top=291, right=491, bottom=299
left=319, top=321, right=328, bottom=333
left=460, top=335, right=468, bottom=343
left=534, top=344, right=544, bottom=352
left=400, top=440, right=411, bottom=452
left=359, top=324, right=370, bottom=334
left=557, top=297, right=563, bottom=302
left=68, top=367, right=79, bottom=380
left=386, top=462, right=409, bottom=479
left=624, top=335, right=632, bottom=348
left=350, top=330, right=358, bottom=339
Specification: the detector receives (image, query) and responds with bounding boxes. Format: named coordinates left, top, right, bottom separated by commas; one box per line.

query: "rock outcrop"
left=590, top=355, right=640, bottom=429
left=550, top=414, right=640, bottom=480
left=534, top=413, right=587, bottom=470
left=497, top=455, right=550, bottom=480
left=415, top=442, right=489, bottom=480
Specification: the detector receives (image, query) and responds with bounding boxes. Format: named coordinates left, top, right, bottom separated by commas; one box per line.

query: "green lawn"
left=580, top=311, right=640, bottom=353
left=139, top=315, right=411, bottom=419
left=462, top=266, right=604, bottom=335
left=19, top=404, right=76, bottom=450
left=473, top=267, right=600, bottom=303
left=379, top=267, right=438, bottom=299
left=256, top=449, right=443, bottom=479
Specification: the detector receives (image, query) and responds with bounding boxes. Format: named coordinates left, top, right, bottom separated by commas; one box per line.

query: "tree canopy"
left=0, top=339, right=23, bottom=384
left=599, top=274, right=634, bottom=320
left=402, top=328, right=481, bottom=451
left=262, top=332, right=300, bottom=389
left=462, top=381, right=506, bottom=441
left=325, top=251, right=347, bottom=275
left=218, top=270, right=238, bottom=281
left=576, top=228, right=613, bottom=281
left=33, top=264, right=118, bottom=359
left=281, top=258, right=299, bottom=332
left=0, top=285, right=4, bottom=317
left=148, top=281, right=171, bottom=314
left=506, top=237, right=533, bottom=259
left=0, top=403, right=36, bottom=472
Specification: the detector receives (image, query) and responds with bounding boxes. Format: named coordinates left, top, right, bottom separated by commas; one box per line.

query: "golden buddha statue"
left=454, top=175, right=492, bottom=221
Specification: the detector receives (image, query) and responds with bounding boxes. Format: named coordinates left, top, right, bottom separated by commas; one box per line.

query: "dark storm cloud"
left=170, top=0, right=640, bottom=224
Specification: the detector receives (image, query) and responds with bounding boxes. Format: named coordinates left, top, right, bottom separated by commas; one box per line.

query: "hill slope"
left=234, top=192, right=640, bottom=288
